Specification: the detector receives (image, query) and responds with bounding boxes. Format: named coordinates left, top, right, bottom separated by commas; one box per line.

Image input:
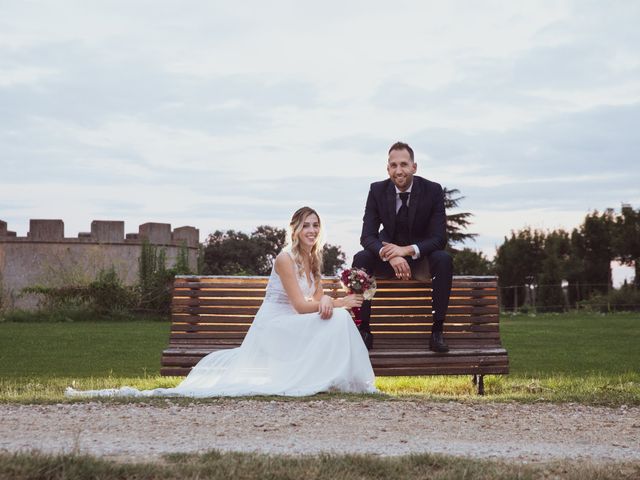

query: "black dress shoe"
left=359, top=327, right=374, bottom=350
left=429, top=331, right=449, bottom=353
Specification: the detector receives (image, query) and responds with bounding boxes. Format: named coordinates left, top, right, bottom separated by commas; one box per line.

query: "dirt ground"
left=1, top=399, right=639, bottom=463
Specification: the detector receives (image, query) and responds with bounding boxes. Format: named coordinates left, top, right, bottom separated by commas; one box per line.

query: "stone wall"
left=0, top=219, right=199, bottom=310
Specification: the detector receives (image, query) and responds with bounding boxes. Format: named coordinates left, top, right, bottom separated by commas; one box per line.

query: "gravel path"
left=1, top=400, right=639, bottom=463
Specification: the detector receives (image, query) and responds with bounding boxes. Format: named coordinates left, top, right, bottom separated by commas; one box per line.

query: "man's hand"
left=381, top=242, right=414, bottom=261
left=389, top=256, right=411, bottom=280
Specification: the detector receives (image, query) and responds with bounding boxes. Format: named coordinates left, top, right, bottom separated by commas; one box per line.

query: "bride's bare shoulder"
left=274, top=251, right=295, bottom=273
left=275, top=251, right=294, bottom=262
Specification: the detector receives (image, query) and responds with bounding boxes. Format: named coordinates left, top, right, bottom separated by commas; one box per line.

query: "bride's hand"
left=318, top=295, right=334, bottom=320
left=342, top=294, right=364, bottom=309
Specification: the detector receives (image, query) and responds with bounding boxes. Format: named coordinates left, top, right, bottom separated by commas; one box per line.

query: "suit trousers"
left=352, top=249, right=453, bottom=333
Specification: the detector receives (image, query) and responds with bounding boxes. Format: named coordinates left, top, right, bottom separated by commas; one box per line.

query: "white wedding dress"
left=66, top=253, right=377, bottom=398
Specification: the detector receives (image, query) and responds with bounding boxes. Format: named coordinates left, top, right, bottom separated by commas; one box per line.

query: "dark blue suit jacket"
left=359, top=175, right=447, bottom=257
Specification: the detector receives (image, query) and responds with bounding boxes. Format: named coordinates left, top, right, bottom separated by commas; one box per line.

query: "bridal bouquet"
left=339, top=268, right=377, bottom=326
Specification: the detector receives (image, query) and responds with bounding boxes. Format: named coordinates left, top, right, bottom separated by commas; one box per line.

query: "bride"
left=67, top=207, right=377, bottom=397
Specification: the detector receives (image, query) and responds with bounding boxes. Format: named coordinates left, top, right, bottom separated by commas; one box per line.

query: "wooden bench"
left=161, top=275, right=508, bottom=394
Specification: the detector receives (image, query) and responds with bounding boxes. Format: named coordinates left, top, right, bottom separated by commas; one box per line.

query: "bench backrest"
left=170, top=275, right=500, bottom=351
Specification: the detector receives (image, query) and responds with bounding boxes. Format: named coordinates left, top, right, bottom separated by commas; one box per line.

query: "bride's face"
left=298, top=213, right=320, bottom=250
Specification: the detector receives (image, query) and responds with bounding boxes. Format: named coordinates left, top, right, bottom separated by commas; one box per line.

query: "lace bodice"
left=263, top=252, right=316, bottom=305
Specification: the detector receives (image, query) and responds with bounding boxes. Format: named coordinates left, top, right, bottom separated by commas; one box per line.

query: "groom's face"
left=387, top=148, right=416, bottom=191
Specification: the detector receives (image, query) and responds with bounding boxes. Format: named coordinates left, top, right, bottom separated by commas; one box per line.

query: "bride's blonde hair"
left=288, top=206, right=324, bottom=282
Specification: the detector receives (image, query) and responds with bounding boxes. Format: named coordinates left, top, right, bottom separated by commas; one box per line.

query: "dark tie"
left=398, top=192, right=409, bottom=214
left=395, top=192, right=410, bottom=246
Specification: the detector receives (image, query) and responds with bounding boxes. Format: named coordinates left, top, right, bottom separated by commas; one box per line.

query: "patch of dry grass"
left=1, top=450, right=638, bottom=480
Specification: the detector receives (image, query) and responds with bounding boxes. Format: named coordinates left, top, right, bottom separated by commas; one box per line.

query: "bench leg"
left=472, top=374, right=485, bottom=395
left=477, top=375, right=485, bottom=395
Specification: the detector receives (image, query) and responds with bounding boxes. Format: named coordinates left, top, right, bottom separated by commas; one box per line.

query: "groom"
left=353, top=141, right=453, bottom=352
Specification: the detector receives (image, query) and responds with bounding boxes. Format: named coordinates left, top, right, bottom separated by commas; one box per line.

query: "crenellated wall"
left=0, top=219, right=200, bottom=310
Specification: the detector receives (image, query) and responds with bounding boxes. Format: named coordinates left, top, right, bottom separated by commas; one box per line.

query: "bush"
left=452, top=248, right=494, bottom=275
left=136, top=241, right=191, bottom=314
left=0, top=273, right=5, bottom=312
left=89, top=267, right=137, bottom=314
left=578, top=284, right=640, bottom=312
left=21, top=267, right=136, bottom=315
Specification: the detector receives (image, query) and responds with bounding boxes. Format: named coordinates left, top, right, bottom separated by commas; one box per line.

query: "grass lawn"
left=0, top=321, right=169, bottom=378
left=0, top=312, right=638, bottom=404
left=380, top=311, right=640, bottom=404
left=501, top=311, right=640, bottom=375
left=2, top=450, right=638, bottom=480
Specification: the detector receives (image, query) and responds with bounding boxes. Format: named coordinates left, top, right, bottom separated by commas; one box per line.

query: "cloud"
left=413, top=102, right=640, bottom=175
left=2, top=0, right=639, bottom=261
left=0, top=65, right=60, bottom=87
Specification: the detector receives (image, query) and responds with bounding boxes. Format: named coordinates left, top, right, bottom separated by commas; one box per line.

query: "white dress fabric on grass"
left=66, top=253, right=377, bottom=398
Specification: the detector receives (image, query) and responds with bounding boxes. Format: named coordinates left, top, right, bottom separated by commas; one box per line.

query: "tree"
left=444, top=187, right=477, bottom=248
left=572, top=210, right=615, bottom=297
left=494, top=228, right=545, bottom=309
left=202, top=225, right=347, bottom=277
left=614, top=204, right=640, bottom=288
left=252, top=225, right=287, bottom=275
left=537, top=230, right=572, bottom=311
left=202, top=230, right=266, bottom=275
left=494, top=206, right=638, bottom=311
left=453, top=248, right=494, bottom=275
left=443, top=187, right=489, bottom=277
left=322, top=244, right=346, bottom=275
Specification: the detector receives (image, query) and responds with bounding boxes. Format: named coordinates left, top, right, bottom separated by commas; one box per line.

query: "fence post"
left=531, top=284, right=537, bottom=312
left=562, top=280, right=569, bottom=312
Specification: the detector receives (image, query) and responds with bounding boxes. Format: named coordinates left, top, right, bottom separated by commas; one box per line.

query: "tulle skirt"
left=66, top=304, right=377, bottom=398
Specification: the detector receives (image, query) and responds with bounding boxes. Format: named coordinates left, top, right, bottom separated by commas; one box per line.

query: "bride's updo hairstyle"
left=288, top=206, right=324, bottom=282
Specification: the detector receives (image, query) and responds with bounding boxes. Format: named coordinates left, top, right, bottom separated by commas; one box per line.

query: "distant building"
left=0, top=219, right=199, bottom=310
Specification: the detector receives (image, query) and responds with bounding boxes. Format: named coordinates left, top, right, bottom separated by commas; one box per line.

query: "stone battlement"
left=0, top=218, right=201, bottom=310
left=0, top=219, right=199, bottom=248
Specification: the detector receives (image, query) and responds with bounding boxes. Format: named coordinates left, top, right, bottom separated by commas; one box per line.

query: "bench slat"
left=170, top=313, right=501, bottom=324
left=162, top=347, right=507, bottom=357
left=165, top=335, right=504, bottom=343
left=159, top=364, right=509, bottom=377
left=169, top=331, right=502, bottom=341
left=161, top=355, right=509, bottom=369
left=371, top=298, right=498, bottom=306
left=172, top=280, right=497, bottom=289
left=375, top=281, right=498, bottom=289
left=367, top=338, right=503, bottom=347
left=174, top=290, right=269, bottom=298
left=374, top=365, right=509, bottom=376
left=170, top=297, right=499, bottom=307
left=167, top=339, right=243, bottom=347
left=371, top=355, right=508, bottom=367
left=370, top=315, right=500, bottom=324
left=170, top=305, right=501, bottom=316
left=172, top=298, right=264, bottom=307
left=170, top=323, right=500, bottom=334
left=173, top=288, right=498, bottom=300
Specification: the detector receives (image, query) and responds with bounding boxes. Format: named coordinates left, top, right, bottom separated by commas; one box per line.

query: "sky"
left=1, top=1, right=639, bottom=281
